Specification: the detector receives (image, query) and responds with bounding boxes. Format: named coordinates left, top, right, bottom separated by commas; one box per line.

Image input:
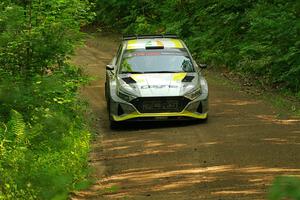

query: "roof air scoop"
left=145, top=40, right=164, bottom=50
left=145, top=46, right=164, bottom=50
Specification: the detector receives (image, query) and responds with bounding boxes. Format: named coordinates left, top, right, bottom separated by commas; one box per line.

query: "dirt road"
left=72, top=33, right=300, bottom=200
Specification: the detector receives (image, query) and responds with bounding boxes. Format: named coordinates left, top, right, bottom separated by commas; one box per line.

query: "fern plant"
left=7, top=110, right=26, bottom=146
left=0, top=110, right=34, bottom=199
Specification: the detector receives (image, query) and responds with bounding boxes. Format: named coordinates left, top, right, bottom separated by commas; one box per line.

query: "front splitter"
left=112, top=111, right=208, bottom=122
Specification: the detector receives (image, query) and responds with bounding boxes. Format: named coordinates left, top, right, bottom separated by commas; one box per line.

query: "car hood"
left=117, top=73, right=198, bottom=97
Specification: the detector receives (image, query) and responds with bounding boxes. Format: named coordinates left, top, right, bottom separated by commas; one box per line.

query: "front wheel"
left=107, top=101, right=119, bottom=129
left=109, top=119, right=119, bottom=130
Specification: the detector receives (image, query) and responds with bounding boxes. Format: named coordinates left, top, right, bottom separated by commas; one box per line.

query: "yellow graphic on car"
left=170, top=39, right=183, bottom=48
left=173, top=73, right=187, bottom=81
left=131, top=74, right=145, bottom=83
left=127, top=39, right=138, bottom=49
left=156, top=40, right=164, bottom=47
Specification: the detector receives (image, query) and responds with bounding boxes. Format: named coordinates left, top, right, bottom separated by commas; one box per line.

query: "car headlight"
left=200, top=78, right=208, bottom=94
left=185, top=87, right=202, bottom=100
left=116, top=77, right=138, bottom=101
left=117, top=88, right=137, bottom=102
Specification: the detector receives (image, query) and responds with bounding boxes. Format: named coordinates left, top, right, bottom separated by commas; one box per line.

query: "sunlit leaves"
left=94, top=0, right=300, bottom=94
left=0, top=0, right=94, bottom=76
left=0, top=0, right=93, bottom=199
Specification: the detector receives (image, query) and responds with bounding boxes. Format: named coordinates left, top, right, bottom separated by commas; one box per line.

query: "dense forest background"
left=95, top=0, right=300, bottom=97
left=0, top=0, right=299, bottom=199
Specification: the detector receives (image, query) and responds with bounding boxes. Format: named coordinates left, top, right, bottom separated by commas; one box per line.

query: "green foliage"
left=0, top=0, right=94, bottom=77
left=0, top=0, right=94, bottom=199
left=0, top=110, right=35, bottom=199
left=269, top=176, right=300, bottom=200
left=0, top=66, right=91, bottom=199
left=94, top=0, right=300, bottom=95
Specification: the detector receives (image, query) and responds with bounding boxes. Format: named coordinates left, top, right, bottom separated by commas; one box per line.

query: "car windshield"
left=119, top=50, right=194, bottom=74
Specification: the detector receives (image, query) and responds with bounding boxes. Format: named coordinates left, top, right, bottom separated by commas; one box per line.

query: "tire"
left=104, top=82, right=107, bottom=101
left=200, top=114, right=208, bottom=123
left=107, top=100, right=119, bottom=129
left=109, top=119, right=119, bottom=130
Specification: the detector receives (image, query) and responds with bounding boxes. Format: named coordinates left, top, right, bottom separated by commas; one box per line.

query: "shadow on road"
left=72, top=33, right=300, bottom=200
left=110, top=120, right=207, bottom=132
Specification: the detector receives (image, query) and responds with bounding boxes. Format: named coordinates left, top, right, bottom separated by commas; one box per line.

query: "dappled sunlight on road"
left=104, top=148, right=182, bottom=160
left=212, top=189, right=261, bottom=195
left=83, top=162, right=300, bottom=199
left=79, top=122, right=300, bottom=199
left=80, top=110, right=300, bottom=199
left=108, top=146, right=131, bottom=151
left=78, top=89, right=300, bottom=199
left=256, top=114, right=300, bottom=125
left=211, top=99, right=261, bottom=106
left=262, top=137, right=300, bottom=145
left=237, top=166, right=300, bottom=174
left=105, top=165, right=233, bottom=182
left=72, top=34, right=300, bottom=200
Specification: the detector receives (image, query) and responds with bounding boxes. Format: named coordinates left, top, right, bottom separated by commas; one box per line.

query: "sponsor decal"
left=133, top=52, right=161, bottom=56
left=141, top=85, right=179, bottom=89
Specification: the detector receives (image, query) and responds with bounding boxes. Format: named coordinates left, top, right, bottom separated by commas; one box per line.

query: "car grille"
left=130, top=97, right=190, bottom=113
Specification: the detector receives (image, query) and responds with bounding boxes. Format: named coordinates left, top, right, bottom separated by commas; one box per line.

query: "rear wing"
left=123, top=34, right=179, bottom=41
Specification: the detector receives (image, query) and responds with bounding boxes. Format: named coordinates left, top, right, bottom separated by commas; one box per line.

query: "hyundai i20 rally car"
left=105, top=34, right=208, bottom=127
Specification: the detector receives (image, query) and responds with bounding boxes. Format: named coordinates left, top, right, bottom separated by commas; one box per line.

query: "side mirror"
left=199, top=64, right=208, bottom=69
left=106, top=64, right=115, bottom=70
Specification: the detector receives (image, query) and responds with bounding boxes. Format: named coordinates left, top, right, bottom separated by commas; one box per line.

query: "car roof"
left=125, top=38, right=184, bottom=50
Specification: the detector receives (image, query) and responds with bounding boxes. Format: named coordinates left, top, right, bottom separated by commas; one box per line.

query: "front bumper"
left=108, top=92, right=208, bottom=122
left=113, top=111, right=207, bottom=122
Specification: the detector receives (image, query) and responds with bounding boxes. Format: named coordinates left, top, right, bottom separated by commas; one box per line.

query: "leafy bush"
left=0, top=0, right=94, bottom=76
left=0, top=0, right=94, bottom=199
left=0, top=66, right=91, bottom=199
left=269, top=176, right=300, bottom=200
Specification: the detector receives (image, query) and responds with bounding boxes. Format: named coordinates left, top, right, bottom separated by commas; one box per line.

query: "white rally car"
left=105, top=34, right=208, bottom=127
